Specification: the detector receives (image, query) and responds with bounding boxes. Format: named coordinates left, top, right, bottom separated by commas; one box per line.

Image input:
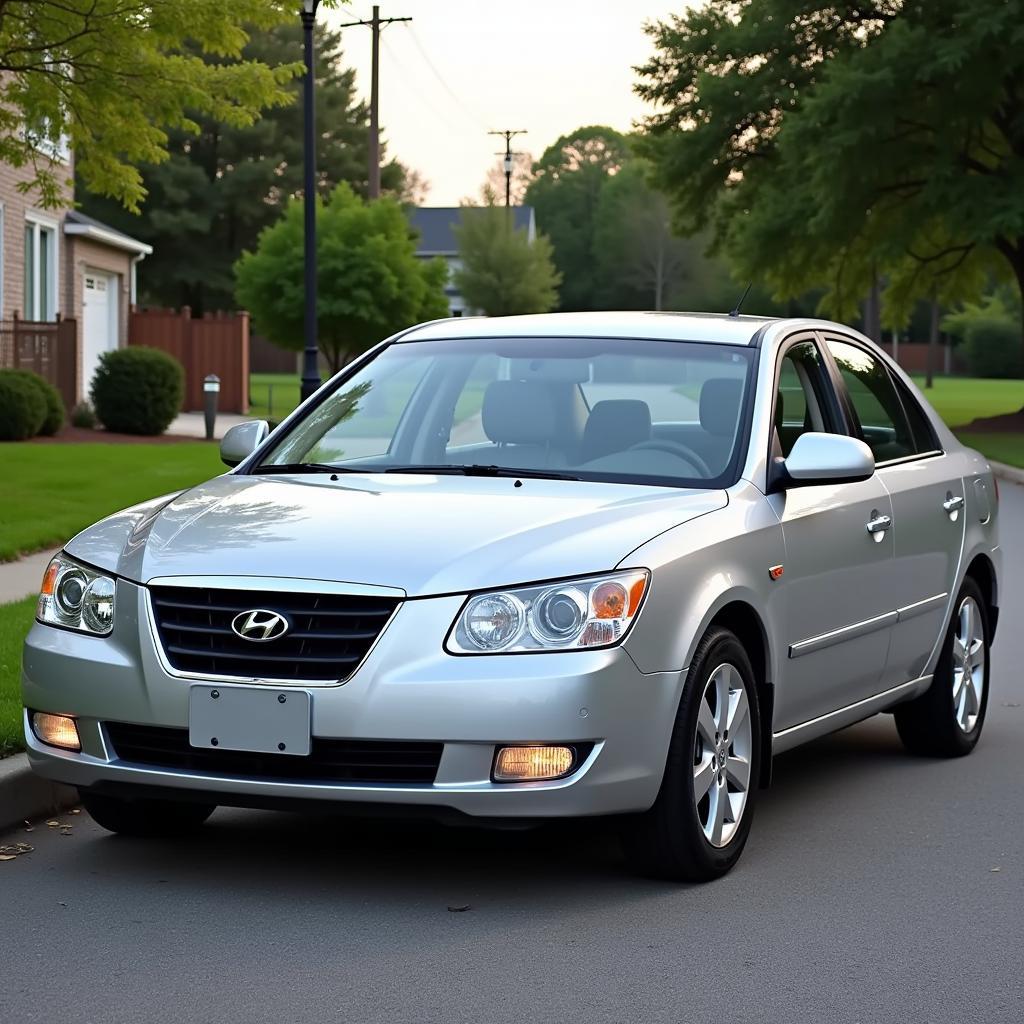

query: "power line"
left=401, top=24, right=491, bottom=130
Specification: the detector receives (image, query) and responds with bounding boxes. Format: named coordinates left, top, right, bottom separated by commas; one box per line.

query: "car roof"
left=401, top=311, right=778, bottom=346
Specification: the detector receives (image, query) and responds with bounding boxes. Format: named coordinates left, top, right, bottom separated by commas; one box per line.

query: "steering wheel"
left=627, top=439, right=712, bottom=478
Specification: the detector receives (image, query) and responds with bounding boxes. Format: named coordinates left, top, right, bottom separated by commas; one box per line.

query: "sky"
left=323, top=1, right=686, bottom=206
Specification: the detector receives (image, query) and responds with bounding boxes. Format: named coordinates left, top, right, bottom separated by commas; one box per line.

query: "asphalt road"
left=3, top=484, right=1023, bottom=1024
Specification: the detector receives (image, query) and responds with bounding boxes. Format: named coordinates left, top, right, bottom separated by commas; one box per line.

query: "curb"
left=0, top=753, right=77, bottom=833
left=990, top=460, right=1024, bottom=487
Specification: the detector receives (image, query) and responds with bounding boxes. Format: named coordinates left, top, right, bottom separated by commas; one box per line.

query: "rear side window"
left=892, top=375, right=941, bottom=454
left=826, top=339, right=919, bottom=463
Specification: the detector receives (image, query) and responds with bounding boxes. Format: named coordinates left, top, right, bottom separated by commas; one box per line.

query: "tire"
left=621, top=627, right=761, bottom=882
left=894, top=577, right=990, bottom=758
left=80, top=791, right=216, bottom=837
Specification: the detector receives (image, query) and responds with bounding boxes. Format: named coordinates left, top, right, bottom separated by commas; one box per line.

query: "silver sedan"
left=23, top=312, right=1000, bottom=881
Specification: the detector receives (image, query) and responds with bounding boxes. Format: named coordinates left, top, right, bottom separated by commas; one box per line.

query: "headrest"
left=581, top=400, right=652, bottom=462
left=482, top=380, right=558, bottom=445
left=700, top=378, right=744, bottom=437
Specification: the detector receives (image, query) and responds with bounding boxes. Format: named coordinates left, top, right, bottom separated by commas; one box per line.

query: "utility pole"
left=339, top=6, right=412, bottom=199
left=489, top=129, right=527, bottom=208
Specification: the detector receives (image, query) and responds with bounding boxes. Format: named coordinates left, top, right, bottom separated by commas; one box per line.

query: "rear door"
left=824, top=338, right=964, bottom=688
left=767, top=335, right=896, bottom=731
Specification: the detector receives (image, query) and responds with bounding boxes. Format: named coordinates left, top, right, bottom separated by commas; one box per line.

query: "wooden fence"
left=0, top=317, right=79, bottom=411
left=878, top=341, right=966, bottom=375
left=129, top=307, right=249, bottom=413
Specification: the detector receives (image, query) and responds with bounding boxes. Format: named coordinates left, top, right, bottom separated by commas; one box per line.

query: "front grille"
left=105, top=723, right=443, bottom=785
left=149, top=585, right=399, bottom=682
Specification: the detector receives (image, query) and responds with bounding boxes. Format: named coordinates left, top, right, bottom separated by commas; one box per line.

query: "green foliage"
left=70, top=402, right=99, bottom=429
left=963, top=320, right=1024, bottom=379
left=79, top=21, right=408, bottom=313
left=525, top=126, right=632, bottom=310
left=0, top=1, right=310, bottom=211
left=4, top=370, right=64, bottom=435
left=90, top=348, right=185, bottom=435
left=0, top=371, right=46, bottom=441
left=236, top=184, right=450, bottom=372
left=0, top=597, right=37, bottom=756
left=452, top=206, right=561, bottom=316
left=637, top=1, right=1024, bottom=333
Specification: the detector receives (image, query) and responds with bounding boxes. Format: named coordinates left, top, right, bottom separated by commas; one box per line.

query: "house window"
left=24, top=218, right=58, bottom=321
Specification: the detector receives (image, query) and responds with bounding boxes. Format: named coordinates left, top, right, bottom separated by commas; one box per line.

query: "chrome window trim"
left=875, top=449, right=945, bottom=470
left=788, top=609, right=897, bottom=659
left=143, top=576, right=404, bottom=688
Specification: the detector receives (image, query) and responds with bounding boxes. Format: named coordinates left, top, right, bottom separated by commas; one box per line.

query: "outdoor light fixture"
left=299, top=0, right=321, bottom=402
left=493, top=745, right=576, bottom=782
left=31, top=712, right=81, bottom=752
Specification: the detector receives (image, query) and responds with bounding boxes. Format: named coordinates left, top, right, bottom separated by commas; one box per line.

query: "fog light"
left=493, top=745, right=575, bottom=782
left=32, top=712, right=80, bottom=752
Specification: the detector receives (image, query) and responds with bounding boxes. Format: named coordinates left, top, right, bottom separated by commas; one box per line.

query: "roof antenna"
left=729, top=282, right=753, bottom=318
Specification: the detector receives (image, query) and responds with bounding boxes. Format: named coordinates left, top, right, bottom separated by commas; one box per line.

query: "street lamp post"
left=300, top=0, right=321, bottom=403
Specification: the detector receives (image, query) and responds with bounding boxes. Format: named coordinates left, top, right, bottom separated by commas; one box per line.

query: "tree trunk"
left=925, top=298, right=939, bottom=389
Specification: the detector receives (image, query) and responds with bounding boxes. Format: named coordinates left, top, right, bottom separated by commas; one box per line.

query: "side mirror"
left=774, top=432, right=874, bottom=490
left=220, top=420, right=269, bottom=468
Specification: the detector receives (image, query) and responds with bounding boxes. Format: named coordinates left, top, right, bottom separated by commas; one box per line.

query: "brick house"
left=0, top=146, right=152, bottom=404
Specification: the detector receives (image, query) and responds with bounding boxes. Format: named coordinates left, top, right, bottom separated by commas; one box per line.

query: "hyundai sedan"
left=23, top=312, right=1000, bottom=880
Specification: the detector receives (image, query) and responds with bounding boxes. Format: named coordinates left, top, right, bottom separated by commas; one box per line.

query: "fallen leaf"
left=991, top=867, right=1001, bottom=873
left=0, top=855, right=15, bottom=862
left=46, top=820, right=59, bottom=828
left=69, top=809, right=81, bottom=815
left=447, top=905, right=472, bottom=913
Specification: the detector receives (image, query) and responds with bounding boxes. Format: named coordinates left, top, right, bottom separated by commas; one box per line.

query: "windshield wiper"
left=383, top=464, right=580, bottom=481
left=251, top=463, right=369, bottom=475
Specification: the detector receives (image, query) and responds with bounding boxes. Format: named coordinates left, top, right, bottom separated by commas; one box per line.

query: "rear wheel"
left=80, top=791, right=216, bottom=837
left=621, top=627, right=760, bottom=882
left=894, top=577, right=990, bottom=757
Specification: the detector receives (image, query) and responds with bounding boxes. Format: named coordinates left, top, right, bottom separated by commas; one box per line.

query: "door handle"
left=866, top=513, right=891, bottom=537
left=943, top=494, right=964, bottom=516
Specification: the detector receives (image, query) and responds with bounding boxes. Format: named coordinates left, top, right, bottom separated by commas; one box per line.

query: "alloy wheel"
left=952, top=595, right=985, bottom=734
left=693, top=663, right=752, bottom=848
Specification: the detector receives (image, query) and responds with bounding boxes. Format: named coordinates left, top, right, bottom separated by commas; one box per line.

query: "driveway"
left=3, top=484, right=1023, bottom=1024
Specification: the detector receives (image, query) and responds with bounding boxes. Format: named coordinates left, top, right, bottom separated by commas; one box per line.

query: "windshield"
left=256, top=336, right=755, bottom=487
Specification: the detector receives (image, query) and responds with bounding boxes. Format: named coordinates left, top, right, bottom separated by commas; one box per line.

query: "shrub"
left=963, top=317, right=1024, bottom=379
left=7, top=369, right=64, bottom=435
left=0, top=370, right=47, bottom=440
left=70, top=402, right=98, bottom=429
left=90, top=347, right=184, bottom=435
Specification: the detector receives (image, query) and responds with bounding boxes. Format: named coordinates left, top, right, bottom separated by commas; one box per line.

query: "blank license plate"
left=188, top=685, right=311, bottom=757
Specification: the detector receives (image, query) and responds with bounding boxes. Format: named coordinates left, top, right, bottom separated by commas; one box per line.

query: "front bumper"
left=22, top=580, right=683, bottom=819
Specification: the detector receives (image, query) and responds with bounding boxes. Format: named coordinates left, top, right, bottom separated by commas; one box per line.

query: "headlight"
left=37, top=554, right=116, bottom=636
left=447, top=570, right=649, bottom=654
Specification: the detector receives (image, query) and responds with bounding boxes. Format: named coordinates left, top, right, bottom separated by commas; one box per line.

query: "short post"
left=203, top=374, right=220, bottom=441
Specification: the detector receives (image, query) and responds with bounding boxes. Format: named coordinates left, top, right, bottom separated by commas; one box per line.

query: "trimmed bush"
left=7, top=369, right=64, bottom=435
left=0, top=370, right=47, bottom=441
left=90, top=347, right=184, bottom=435
left=70, top=402, right=98, bottom=429
left=964, top=316, right=1024, bottom=379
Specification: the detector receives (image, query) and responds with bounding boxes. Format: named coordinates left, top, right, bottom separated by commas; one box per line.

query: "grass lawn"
left=0, top=598, right=34, bottom=757
left=912, top=376, right=1024, bottom=427
left=953, top=432, right=1024, bottom=469
left=249, top=373, right=305, bottom=422
left=0, top=442, right=222, bottom=562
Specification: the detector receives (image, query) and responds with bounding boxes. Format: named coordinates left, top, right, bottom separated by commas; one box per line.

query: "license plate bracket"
left=188, top=685, right=311, bottom=757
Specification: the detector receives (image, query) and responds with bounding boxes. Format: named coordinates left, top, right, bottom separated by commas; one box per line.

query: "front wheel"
left=80, top=791, right=216, bottom=837
left=621, top=627, right=761, bottom=882
left=894, top=577, right=990, bottom=757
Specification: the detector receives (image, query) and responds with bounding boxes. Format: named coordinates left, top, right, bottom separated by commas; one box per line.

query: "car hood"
left=65, top=472, right=727, bottom=597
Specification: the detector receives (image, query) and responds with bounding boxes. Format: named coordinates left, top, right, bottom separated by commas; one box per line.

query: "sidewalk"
left=0, top=548, right=58, bottom=604
left=165, top=411, right=252, bottom=440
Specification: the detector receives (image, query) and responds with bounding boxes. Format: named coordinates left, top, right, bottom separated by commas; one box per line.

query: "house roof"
left=64, top=209, right=153, bottom=256
left=409, top=206, right=534, bottom=256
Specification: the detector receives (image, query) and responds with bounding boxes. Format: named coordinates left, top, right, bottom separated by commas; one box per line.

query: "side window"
left=826, top=340, right=917, bottom=463
left=893, top=375, right=940, bottom=454
left=774, top=341, right=834, bottom=457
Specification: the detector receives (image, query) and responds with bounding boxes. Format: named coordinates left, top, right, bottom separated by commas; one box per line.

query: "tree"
left=453, top=205, right=561, bottom=316
left=235, top=184, right=449, bottom=372
left=637, top=1, right=1024, bottom=354
left=524, top=126, right=632, bottom=310
left=593, top=161, right=692, bottom=310
left=79, top=22, right=409, bottom=313
left=0, top=0, right=306, bottom=211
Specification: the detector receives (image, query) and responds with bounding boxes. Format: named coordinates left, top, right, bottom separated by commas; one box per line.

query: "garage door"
left=82, top=271, right=118, bottom=395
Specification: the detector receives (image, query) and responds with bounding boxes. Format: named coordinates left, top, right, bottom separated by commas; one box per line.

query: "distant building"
left=409, top=206, right=536, bottom=316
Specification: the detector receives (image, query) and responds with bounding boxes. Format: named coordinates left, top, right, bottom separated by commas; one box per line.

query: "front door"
left=825, top=338, right=965, bottom=688
left=82, top=271, right=118, bottom=396
left=767, top=337, right=896, bottom=731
